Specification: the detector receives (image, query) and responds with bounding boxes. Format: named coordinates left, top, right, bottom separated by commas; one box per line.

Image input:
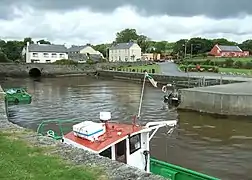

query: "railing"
left=36, top=119, right=82, bottom=140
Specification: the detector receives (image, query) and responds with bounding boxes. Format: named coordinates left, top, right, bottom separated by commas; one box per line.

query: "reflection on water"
left=2, top=76, right=252, bottom=180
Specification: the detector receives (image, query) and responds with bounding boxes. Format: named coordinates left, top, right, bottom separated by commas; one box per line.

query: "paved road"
left=158, top=62, right=252, bottom=82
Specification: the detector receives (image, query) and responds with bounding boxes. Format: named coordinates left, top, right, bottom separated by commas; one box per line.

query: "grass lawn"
left=187, top=57, right=252, bottom=62
left=219, top=68, right=252, bottom=75
left=121, top=64, right=161, bottom=73
left=0, top=131, right=105, bottom=180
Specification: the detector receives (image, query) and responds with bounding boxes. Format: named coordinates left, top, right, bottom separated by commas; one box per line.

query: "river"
left=1, top=76, right=252, bottom=180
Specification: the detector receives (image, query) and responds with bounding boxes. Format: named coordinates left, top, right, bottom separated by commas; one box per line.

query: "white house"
left=67, top=45, right=104, bottom=63
left=109, top=42, right=141, bottom=62
left=23, top=42, right=68, bottom=63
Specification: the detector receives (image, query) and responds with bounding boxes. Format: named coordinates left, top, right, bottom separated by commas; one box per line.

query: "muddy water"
left=2, top=76, right=252, bottom=180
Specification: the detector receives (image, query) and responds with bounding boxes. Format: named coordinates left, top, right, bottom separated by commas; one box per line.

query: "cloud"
left=1, top=0, right=252, bottom=19
left=0, top=5, right=251, bottom=46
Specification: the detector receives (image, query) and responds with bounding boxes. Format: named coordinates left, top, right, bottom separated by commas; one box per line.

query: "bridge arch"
left=29, top=68, right=41, bottom=77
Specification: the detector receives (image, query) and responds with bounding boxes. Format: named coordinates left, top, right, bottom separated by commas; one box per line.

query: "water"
left=1, top=76, right=252, bottom=180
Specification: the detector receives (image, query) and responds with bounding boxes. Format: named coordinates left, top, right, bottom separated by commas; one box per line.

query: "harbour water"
left=1, top=76, right=252, bottom=180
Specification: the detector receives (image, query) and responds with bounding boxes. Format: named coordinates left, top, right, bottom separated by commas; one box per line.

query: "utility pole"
left=184, top=42, right=187, bottom=59
left=190, top=44, right=193, bottom=59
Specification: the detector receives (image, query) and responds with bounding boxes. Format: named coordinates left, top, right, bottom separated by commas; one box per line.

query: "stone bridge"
left=0, top=62, right=146, bottom=77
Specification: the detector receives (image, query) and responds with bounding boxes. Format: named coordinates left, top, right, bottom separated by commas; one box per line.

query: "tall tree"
left=115, top=28, right=139, bottom=43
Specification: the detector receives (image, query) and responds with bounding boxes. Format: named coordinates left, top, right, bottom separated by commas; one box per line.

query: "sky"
left=0, top=0, right=252, bottom=47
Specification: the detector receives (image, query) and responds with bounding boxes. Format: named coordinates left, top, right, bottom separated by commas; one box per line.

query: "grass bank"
left=119, top=64, right=161, bottom=73
left=186, top=57, right=252, bottom=62
left=219, top=68, right=252, bottom=75
left=0, top=130, right=105, bottom=180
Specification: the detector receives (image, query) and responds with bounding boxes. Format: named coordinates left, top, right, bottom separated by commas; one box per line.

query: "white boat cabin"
left=63, top=112, right=177, bottom=173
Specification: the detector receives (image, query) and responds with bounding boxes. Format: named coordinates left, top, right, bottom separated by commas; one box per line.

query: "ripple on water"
left=3, top=77, right=252, bottom=180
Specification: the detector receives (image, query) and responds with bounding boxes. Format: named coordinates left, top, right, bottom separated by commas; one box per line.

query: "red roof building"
left=209, top=44, right=249, bottom=57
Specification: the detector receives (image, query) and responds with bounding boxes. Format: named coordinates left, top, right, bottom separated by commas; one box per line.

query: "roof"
left=217, top=45, right=242, bottom=52
left=64, top=122, right=144, bottom=153
left=109, top=42, right=136, bottom=50
left=68, top=45, right=88, bottom=52
left=28, top=44, right=67, bottom=53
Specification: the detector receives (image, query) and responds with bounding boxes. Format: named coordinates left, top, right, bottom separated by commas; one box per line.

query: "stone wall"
left=0, top=61, right=148, bottom=77
left=97, top=70, right=236, bottom=87
left=0, top=85, right=165, bottom=180
left=178, top=82, right=252, bottom=116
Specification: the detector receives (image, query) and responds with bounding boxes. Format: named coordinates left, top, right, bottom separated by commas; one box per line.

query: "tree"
left=115, top=28, right=139, bottom=43
left=239, top=40, right=252, bottom=53
left=37, top=39, right=51, bottom=44
left=93, top=43, right=110, bottom=57
left=23, top=37, right=33, bottom=46
left=0, top=52, right=8, bottom=62
left=137, top=35, right=150, bottom=53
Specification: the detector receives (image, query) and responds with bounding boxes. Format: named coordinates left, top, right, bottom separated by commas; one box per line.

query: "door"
left=115, top=139, right=127, bottom=163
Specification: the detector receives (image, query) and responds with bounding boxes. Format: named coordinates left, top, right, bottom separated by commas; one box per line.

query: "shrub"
left=53, top=59, right=78, bottom=65
left=224, top=58, right=234, bottom=68
left=233, top=60, right=243, bottom=69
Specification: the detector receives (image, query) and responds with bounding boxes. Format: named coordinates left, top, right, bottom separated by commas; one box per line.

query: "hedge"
left=179, top=64, right=219, bottom=73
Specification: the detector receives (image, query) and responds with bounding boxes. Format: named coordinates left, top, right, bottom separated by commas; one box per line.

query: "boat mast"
left=137, top=72, right=147, bottom=118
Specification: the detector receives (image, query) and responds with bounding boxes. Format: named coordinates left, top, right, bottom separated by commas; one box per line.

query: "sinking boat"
left=4, top=88, right=32, bottom=105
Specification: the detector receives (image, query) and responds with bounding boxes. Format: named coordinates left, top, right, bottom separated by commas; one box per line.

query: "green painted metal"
left=37, top=119, right=220, bottom=180
left=4, top=87, right=32, bottom=105
left=36, top=119, right=82, bottom=140
left=150, top=157, right=220, bottom=180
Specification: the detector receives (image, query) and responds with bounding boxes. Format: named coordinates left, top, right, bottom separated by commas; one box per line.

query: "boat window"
left=129, top=134, right=141, bottom=154
left=99, top=147, right=112, bottom=159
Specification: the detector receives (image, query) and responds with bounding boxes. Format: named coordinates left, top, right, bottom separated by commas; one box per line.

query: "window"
left=33, top=53, right=38, bottom=57
left=129, top=134, right=141, bottom=154
left=51, top=53, right=57, bottom=58
left=46, top=60, right=51, bottom=63
left=43, top=53, right=49, bottom=58
left=59, top=53, right=65, bottom=58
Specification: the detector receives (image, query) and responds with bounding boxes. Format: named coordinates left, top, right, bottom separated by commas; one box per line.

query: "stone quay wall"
left=0, top=85, right=165, bottom=180
left=0, top=61, right=147, bottom=77
left=178, top=82, right=252, bottom=116
left=96, top=70, right=239, bottom=88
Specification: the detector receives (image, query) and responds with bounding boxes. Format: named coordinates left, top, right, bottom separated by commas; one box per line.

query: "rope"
left=137, top=73, right=146, bottom=118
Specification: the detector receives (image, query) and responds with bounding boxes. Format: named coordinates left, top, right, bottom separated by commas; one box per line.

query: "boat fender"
left=47, top=130, right=55, bottom=138
left=161, top=86, right=167, bottom=93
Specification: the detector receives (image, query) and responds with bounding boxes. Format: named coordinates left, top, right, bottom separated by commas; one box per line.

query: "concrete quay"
left=178, top=81, right=252, bottom=116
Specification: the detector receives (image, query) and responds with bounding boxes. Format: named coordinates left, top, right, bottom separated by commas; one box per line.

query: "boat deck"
left=64, top=122, right=144, bottom=152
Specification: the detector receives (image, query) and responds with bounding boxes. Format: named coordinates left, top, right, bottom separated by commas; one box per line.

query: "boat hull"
left=150, top=158, right=219, bottom=180
left=4, top=88, right=32, bottom=105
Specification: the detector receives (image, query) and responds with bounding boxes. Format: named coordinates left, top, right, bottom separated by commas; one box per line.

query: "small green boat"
left=4, top=88, right=32, bottom=105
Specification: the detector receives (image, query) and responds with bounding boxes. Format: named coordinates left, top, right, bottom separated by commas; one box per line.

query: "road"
left=158, top=62, right=252, bottom=82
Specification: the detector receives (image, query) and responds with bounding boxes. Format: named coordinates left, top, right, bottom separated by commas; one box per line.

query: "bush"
left=179, top=64, right=219, bottom=73
left=233, top=60, right=243, bottom=69
left=224, top=58, right=234, bottom=68
left=53, top=59, right=78, bottom=65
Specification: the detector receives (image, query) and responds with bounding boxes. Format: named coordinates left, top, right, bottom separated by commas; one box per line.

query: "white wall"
left=109, top=43, right=141, bottom=62
left=26, top=52, right=68, bottom=63
left=127, top=132, right=149, bottom=172
left=80, top=46, right=104, bottom=57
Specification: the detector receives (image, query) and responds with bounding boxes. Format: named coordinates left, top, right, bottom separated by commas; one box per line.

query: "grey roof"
left=218, top=45, right=242, bottom=52
left=28, top=44, right=67, bottom=53
left=67, top=45, right=88, bottom=52
left=109, top=42, right=136, bottom=50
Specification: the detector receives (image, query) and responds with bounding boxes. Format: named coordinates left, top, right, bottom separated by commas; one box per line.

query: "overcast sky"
left=0, top=0, right=252, bottom=46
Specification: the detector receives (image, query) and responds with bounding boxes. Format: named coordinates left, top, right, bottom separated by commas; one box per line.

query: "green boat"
left=37, top=118, right=219, bottom=180
left=4, top=88, right=32, bottom=105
